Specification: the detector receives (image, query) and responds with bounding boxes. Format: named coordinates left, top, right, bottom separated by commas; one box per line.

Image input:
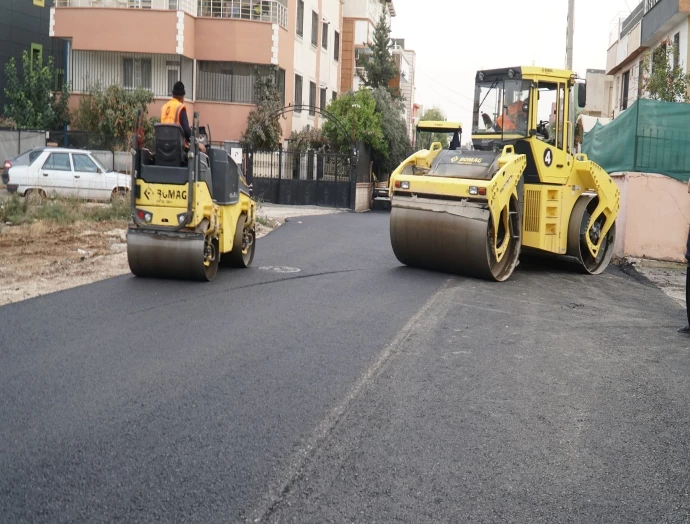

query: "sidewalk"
left=621, top=257, right=686, bottom=308
left=256, top=203, right=346, bottom=222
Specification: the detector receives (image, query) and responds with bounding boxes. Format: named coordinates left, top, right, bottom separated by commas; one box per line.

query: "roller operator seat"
left=154, top=123, right=186, bottom=167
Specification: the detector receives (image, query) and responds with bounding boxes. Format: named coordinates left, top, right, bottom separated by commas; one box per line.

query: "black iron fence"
left=248, top=147, right=356, bottom=208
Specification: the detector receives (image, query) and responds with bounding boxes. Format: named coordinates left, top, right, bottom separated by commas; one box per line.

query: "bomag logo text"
left=157, top=189, right=187, bottom=200
left=457, top=157, right=483, bottom=164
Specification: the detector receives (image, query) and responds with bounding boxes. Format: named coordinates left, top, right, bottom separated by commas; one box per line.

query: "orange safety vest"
left=497, top=100, right=524, bottom=131
left=160, top=98, right=189, bottom=147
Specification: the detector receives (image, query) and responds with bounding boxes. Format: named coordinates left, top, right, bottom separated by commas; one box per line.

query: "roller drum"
left=390, top=197, right=521, bottom=282
left=127, top=228, right=218, bottom=281
left=567, top=195, right=616, bottom=275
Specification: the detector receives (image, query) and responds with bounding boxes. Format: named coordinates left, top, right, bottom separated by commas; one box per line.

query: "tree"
left=357, top=11, right=399, bottom=99
left=639, top=37, right=690, bottom=103
left=288, top=128, right=330, bottom=153
left=416, top=107, right=450, bottom=149
left=241, top=70, right=283, bottom=150
left=72, top=84, right=156, bottom=150
left=322, top=89, right=385, bottom=155
left=370, top=86, right=410, bottom=178
left=3, top=50, right=70, bottom=130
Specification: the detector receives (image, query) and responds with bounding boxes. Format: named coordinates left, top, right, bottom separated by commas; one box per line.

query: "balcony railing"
left=54, top=0, right=288, bottom=27
left=197, top=0, right=287, bottom=28
left=55, top=0, right=196, bottom=16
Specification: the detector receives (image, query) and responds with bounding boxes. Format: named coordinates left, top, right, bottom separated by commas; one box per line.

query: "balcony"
left=642, top=0, right=690, bottom=45
left=55, top=0, right=197, bottom=16
left=197, top=0, right=287, bottom=28
left=606, top=7, right=647, bottom=75
left=54, top=0, right=288, bottom=28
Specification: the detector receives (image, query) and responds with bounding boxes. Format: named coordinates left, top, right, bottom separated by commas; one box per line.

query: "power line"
left=415, top=67, right=475, bottom=102
left=424, top=84, right=474, bottom=115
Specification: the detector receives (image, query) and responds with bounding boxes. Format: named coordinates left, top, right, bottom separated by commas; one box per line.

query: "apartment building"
left=606, top=0, right=690, bottom=117
left=291, top=0, right=342, bottom=133
left=50, top=0, right=341, bottom=142
left=390, top=38, right=415, bottom=141
left=339, top=0, right=395, bottom=93
left=0, top=0, right=67, bottom=113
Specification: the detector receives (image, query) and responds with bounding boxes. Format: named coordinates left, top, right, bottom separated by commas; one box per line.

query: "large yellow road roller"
left=388, top=66, right=620, bottom=282
left=127, top=112, right=256, bottom=281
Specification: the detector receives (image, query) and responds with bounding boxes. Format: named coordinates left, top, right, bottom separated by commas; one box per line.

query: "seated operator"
left=160, top=81, right=206, bottom=154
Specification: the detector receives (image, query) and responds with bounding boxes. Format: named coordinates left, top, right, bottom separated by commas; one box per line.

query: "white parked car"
left=2, top=147, right=131, bottom=204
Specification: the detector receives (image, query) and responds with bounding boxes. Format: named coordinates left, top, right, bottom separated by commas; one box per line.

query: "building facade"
left=390, top=38, right=415, bottom=141
left=50, top=0, right=345, bottom=142
left=291, top=0, right=342, bottom=134
left=339, top=0, right=395, bottom=93
left=606, top=0, right=690, bottom=117
left=0, top=0, right=67, bottom=118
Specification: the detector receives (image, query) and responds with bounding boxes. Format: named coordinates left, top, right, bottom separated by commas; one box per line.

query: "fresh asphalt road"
left=1, top=212, right=690, bottom=523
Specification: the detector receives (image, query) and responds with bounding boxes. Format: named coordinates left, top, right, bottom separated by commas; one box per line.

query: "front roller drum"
left=567, top=195, right=616, bottom=275
left=127, top=228, right=220, bottom=281
left=390, top=197, right=521, bottom=282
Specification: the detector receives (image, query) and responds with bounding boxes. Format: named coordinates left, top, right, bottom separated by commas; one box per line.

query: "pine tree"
left=358, top=10, right=399, bottom=99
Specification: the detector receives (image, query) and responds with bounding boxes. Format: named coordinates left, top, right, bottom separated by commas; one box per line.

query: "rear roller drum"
left=567, top=196, right=616, bottom=275
left=127, top=229, right=220, bottom=282
left=221, top=214, right=255, bottom=268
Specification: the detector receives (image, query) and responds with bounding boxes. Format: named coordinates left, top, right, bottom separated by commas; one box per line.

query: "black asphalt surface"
left=2, top=211, right=690, bottom=523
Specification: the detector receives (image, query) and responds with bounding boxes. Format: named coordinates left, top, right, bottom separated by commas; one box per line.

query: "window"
left=320, top=87, right=327, bottom=109
left=674, top=32, right=680, bottom=67
left=197, top=62, right=286, bottom=105
left=332, top=91, right=337, bottom=102
left=311, top=11, right=318, bottom=47
left=652, top=43, right=666, bottom=75
left=296, top=0, right=304, bottom=38
left=322, top=22, right=328, bottom=49
left=30, top=43, right=43, bottom=67
left=72, top=154, right=99, bottom=173
left=557, top=84, right=565, bottom=149
left=621, top=70, right=630, bottom=111
left=54, top=68, right=65, bottom=91
left=309, top=81, right=316, bottom=115
left=294, top=74, right=303, bottom=112
left=123, top=57, right=152, bottom=90
left=43, top=153, right=72, bottom=171
left=334, top=31, right=340, bottom=61
left=167, top=68, right=179, bottom=96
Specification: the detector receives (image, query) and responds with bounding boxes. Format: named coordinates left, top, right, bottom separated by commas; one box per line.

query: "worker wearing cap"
left=160, top=81, right=206, bottom=153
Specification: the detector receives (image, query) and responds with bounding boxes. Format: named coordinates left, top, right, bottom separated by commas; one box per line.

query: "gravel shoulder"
left=0, top=203, right=343, bottom=307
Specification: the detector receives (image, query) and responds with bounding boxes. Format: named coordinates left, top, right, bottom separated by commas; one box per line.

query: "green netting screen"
left=581, top=99, right=690, bottom=183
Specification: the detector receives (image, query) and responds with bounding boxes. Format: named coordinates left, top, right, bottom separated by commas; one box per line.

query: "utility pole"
left=566, top=0, right=575, bottom=70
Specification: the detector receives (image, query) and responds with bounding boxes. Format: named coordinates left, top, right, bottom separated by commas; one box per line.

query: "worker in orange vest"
left=496, top=98, right=527, bottom=132
left=160, top=81, right=206, bottom=153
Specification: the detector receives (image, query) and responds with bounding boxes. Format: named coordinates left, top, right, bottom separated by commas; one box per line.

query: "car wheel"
left=111, top=188, right=129, bottom=205
left=24, top=188, right=46, bottom=206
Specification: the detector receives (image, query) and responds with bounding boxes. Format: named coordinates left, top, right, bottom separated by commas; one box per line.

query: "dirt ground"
left=0, top=204, right=341, bottom=307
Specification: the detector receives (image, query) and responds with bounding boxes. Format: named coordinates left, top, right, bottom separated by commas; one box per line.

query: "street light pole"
left=566, top=0, right=575, bottom=70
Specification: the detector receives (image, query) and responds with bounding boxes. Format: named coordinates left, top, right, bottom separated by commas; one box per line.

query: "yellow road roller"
left=127, top=112, right=256, bottom=281
left=388, top=65, right=620, bottom=282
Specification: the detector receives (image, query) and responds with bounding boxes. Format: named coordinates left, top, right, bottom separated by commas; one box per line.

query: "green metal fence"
left=582, top=98, right=690, bottom=182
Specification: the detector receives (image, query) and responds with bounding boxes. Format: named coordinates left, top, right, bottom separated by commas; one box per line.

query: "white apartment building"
left=607, top=0, right=690, bottom=117
left=340, top=0, right=396, bottom=93
left=291, top=0, right=343, bottom=133
left=391, top=38, right=416, bottom=141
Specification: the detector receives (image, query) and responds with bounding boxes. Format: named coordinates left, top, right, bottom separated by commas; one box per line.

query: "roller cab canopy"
left=428, top=149, right=500, bottom=181
left=416, top=121, right=462, bottom=133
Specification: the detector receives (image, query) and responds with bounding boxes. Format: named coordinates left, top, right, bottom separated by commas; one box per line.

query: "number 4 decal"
left=543, top=149, right=553, bottom=167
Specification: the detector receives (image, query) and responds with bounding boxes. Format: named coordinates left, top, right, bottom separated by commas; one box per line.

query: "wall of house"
left=612, top=172, right=690, bottom=262
left=292, top=0, right=340, bottom=133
